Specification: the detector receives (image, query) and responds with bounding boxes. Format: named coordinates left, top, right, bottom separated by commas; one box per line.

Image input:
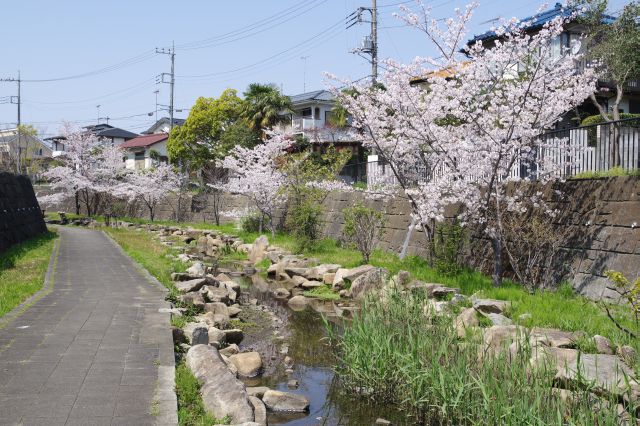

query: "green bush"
left=343, top=203, right=386, bottom=263
left=581, top=113, right=640, bottom=127
left=240, top=212, right=263, bottom=233
left=287, top=200, right=323, bottom=252
left=432, top=222, right=465, bottom=276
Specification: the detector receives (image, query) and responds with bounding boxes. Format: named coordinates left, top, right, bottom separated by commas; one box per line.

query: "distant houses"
left=82, top=124, right=138, bottom=146
left=120, top=133, right=169, bottom=170
left=0, top=128, right=52, bottom=178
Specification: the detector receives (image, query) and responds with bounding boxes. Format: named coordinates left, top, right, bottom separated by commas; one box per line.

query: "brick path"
left=0, top=226, right=176, bottom=426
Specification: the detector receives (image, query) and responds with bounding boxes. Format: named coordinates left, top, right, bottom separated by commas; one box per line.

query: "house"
left=466, top=2, right=640, bottom=122
left=142, top=117, right=186, bottom=135
left=119, top=133, right=169, bottom=170
left=0, top=128, right=52, bottom=173
left=43, top=135, right=67, bottom=158
left=83, top=123, right=138, bottom=147
left=286, top=90, right=365, bottom=182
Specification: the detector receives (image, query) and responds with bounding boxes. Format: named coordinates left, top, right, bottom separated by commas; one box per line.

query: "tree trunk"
left=74, top=191, right=80, bottom=215
left=491, top=236, right=503, bottom=287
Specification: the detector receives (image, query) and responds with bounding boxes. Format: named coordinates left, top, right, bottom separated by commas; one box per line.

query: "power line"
left=178, top=18, right=347, bottom=80
left=21, top=51, right=157, bottom=83
left=176, top=0, right=329, bottom=50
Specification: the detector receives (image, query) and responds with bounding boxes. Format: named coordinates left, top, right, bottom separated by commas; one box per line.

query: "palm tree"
left=242, top=83, right=292, bottom=136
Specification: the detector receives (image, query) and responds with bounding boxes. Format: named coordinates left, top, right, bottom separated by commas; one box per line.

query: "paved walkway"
left=0, top=227, right=177, bottom=426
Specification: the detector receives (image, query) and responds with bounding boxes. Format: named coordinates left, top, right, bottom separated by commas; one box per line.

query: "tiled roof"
left=120, top=133, right=168, bottom=149
left=288, top=90, right=334, bottom=104
left=467, top=2, right=616, bottom=45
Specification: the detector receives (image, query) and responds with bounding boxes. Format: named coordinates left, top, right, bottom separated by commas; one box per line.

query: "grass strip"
left=0, top=230, right=58, bottom=318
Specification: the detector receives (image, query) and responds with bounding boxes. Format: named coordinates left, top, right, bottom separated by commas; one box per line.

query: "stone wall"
left=39, top=176, right=640, bottom=300
left=0, top=173, right=47, bottom=252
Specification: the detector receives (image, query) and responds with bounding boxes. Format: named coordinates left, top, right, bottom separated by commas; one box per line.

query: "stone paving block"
left=0, top=227, right=177, bottom=424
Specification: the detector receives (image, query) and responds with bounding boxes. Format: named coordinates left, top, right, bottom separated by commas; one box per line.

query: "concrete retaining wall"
left=38, top=176, right=640, bottom=300
left=0, top=173, right=47, bottom=252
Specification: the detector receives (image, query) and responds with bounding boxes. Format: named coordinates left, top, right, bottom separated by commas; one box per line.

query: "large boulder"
left=332, top=265, right=376, bottom=289
left=175, top=278, right=208, bottom=294
left=186, top=261, right=206, bottom=277
left=348, top=268, right=390, bottom=300
left=480, top=325, right=526, bottom=359
left=593, top=335, right=614, bottom=355
left=262, top=390, right=310, bottom=413
left=249, top=235, right=269, bottom=264
left=455, top=308, right=479, bottom=338
left=229, top=352, right=263, bottom=377
left=304, top=264, right=341, bottom=281
left=532, top=347, right=640, bottom=402
left=180, top=291, right=206, bottom=309
left=529, top=328, right=582, bottom=348
left=202, top=286, right=233, bottom=305
left=185, top=345, right=254, bottom=423
left=183, top=323, right=209, bottom=345
left=287, top=295, right=310, bottom=311
left=472, top=298, right=510, bottom=315
left=248, top=396, right=267, bottom=426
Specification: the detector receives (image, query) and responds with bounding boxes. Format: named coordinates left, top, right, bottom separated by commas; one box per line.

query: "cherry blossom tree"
left=212, top=130, right=293, bottom=238
left=331, top=2, right=598, bottom=285
left=125, top=163, right=181, bottom=221
left=39, top=124, right=129, bottom=217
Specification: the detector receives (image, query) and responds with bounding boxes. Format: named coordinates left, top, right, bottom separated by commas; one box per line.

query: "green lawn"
left=0, top=230, right=58, bottom=318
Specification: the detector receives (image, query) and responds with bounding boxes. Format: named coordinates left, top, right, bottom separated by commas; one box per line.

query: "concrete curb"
left=0, top=231, right=60, bottom=330
left=102, top=229, right=179, bottom=426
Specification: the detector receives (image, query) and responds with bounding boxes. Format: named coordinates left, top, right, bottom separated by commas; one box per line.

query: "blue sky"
left=0, top=0, right=627, bottom=137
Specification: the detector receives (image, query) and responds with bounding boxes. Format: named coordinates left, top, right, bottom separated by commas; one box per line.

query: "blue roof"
left=288, top=90, right=334, bottom=104
left=467, top=2, right=616, bottom=45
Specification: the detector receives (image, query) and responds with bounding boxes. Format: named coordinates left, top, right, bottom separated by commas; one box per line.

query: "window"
left=314, top=107, right=320, bottom=120
left=301, top=107, right=312, bottom=117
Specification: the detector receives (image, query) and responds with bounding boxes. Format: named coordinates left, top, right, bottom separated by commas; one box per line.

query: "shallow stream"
left=223, top=265, right=408, bottom=426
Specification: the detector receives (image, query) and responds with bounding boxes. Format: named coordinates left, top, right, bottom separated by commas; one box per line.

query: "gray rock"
left=185, top=345, right=253, bottom=423
left=202, top=286, right=232, bottom=305
left=376, top=419, right=392, bottom=425
left=208, top=327, right=226, bottom=346
left=220, top=344, right=240, bottom=357
left=617, top=345, right=637, bottom=367
left=228, top=306, right=242, bottom=317
left=180, top=291, right=204, bottom=309
left=485, top=313, right=513, bottom=326
left=247, top=386, right=270, bottom=399
left=273, top=288, right=291, bottom=298
left=332, top=264, right=376, bottom=289
left=304, top=264, right=341, bottom=280
left=349, top=268, right=390, bottom=300
left=176, top=278, right=208, bottom=294
left=530, top=327, right=582, bottom=348
left=430, top=286, right=460, bottom=299
left=219, top=280, right=241, bottom=297
left=186, top=261, right=206, bottom=277
left=287, top=295, right=309, bottom=311
left=229, top=352, right=263, bottom=377
left=455, top=308, right=479, bottom=338
left=204, top=302, right=230, bottom=319
left=248, top=396, right=267, bottom=426
left=183, top=323, right=209, bottom=345
left=481, top=325, right=526, bottom=359
left=287, top=379, right=299, bottom=388
left=533, top=347, right=640, bottom=402
left=301, top=280, right=324, bottom=290
left=171, top=326, right=187, bottom=344
left=262, top=390, right=310, bottom=413
left=593, top=335, right=614, bottom=355
left=472, top=298, right=510, bottom=315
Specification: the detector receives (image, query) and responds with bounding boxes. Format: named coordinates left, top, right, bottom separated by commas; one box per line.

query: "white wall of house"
left=124, top=140, right=168, bottom=170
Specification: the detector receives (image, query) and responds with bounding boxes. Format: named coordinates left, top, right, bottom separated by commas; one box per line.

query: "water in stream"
left=225, top=268, right=409, bottom=426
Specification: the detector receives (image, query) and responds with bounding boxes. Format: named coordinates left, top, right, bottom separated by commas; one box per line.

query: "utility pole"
left=154, top=90, right=160, bottom=122
left=371, top=0, right=378, bottom=83
left=96, top=105, right=101, bottom=124
left=347, top=0, right=378, bottom=83
left=156, top=42, right=176, bottom=131
left=1, top=72, right=22, bottom=174
left=300, top=56, right=309, bottom=92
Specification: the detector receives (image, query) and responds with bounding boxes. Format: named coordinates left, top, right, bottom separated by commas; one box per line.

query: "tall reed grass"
left=330, top=291, right=624, bottom=425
